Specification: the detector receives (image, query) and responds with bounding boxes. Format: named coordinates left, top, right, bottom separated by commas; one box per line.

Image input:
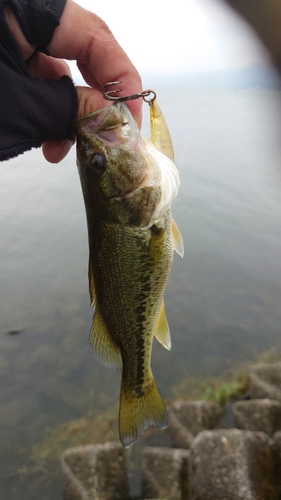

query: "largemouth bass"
left=76, top=100, right=183, bottom=447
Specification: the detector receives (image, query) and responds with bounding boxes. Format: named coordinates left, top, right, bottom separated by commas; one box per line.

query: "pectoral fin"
left=154, top=301, right=171, bottom=350
left=172, top=219, right=184, bottom=257
left=89, top=306, right=122, bottom=372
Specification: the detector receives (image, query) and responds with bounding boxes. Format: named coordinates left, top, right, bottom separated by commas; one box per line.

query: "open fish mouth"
left=77, top=104, right=131, bottom=146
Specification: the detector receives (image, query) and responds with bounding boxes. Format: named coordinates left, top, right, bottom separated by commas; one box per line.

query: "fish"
left=76, top=99, right=183, bottom=447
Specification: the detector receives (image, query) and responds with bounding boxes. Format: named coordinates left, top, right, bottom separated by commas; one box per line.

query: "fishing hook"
left=102, top=81, right=156, bottom=105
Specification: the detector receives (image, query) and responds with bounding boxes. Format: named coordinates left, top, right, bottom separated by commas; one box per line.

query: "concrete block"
left=141, top=446, right=189, bottom=499
left=249, top=363, right=281, bottom=401
left=233, top=399, right=281, bottom=436
left=168, top=400, right=223, bottom=448
left=189, top=429, right=278, bottom=500
left=61, top=442, right=129, bottom=500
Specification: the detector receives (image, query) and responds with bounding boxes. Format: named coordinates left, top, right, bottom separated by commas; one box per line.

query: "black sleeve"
left=0, top=0, right=78, bottom=161
left=4, top=0, right=66, bottom=53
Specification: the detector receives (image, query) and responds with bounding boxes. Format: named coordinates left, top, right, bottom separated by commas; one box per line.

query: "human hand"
left=5, top=0, right=142, bottom=163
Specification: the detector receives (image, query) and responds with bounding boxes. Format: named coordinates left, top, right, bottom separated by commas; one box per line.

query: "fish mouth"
left=77, top=104, right=132, bottom=147
left=77, top=104, right=127, bottom=134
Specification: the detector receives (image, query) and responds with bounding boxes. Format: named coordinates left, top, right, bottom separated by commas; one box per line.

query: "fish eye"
left=88, top=152, right=107, bottom=176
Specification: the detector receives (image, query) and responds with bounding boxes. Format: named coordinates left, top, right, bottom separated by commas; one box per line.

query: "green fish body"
left=76, top=101, right=183, bottom=447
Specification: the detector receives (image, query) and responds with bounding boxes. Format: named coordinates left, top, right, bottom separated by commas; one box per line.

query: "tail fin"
left=119, top=376, right=168, bottom=448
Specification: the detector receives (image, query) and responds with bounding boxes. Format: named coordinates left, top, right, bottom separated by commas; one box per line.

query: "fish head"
left=77, top=102, right=180, bottom=227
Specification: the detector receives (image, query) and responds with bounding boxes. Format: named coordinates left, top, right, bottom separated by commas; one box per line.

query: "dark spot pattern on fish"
left=136, top=314, right=146, bottom=323
left=136, top=336, right=145, bottom=396
left=136, top=304, right=145, bottom=314
left=128, top=213, right=143, bottom=226
left=150, top=224, right=164, bottom=236
left=140, top=284, right=151, bottom=293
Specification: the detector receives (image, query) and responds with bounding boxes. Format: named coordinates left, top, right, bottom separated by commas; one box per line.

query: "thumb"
left=27, top=53, right=72, bottom=79
left=75, top=86, right=109, bottom=117
left=42, top=86, right=106, bottom=163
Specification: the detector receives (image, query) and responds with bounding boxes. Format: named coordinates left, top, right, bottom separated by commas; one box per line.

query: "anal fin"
left=154, top=301, right=171, bottom=350
left=89, top=306, right=122, bottom=372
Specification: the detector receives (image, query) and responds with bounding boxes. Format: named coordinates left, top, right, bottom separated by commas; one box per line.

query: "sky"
left=69, top=0, right=270, bottom=80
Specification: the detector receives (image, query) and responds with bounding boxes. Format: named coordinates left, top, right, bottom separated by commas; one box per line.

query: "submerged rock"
left=61, top=442, right=129, bottom=500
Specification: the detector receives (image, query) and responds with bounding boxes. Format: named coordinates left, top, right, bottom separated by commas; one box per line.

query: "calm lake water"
left=1, top=87, right=281, bottom=498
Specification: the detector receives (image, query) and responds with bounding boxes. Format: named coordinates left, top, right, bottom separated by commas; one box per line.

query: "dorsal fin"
left=172, top=219, right=184, bottom=257
left=150, top=100, right=174, bottom=162
left=154, top=301, right=171, bottom=350
left=89, top=306, right=123, bottom=371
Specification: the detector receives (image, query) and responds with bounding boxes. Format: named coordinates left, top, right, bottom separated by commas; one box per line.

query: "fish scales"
left=97, top=214, right=173, bottom=388
left=77, top=100, right=183, bottom=447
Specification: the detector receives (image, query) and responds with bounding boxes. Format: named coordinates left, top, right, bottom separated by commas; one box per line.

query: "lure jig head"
left=102, top=81, right=156, bottom=105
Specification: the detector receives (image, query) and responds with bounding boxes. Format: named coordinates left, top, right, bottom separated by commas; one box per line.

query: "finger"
left=29, top=55, right=74, bottom=164
left=76, top=62, right=143, bottom=129
left=75, top=86, right=108, bottom=118
left=42, top=86, right=110, bottom=163
left=47, top=0, right=142, bottom=126
left=43, top=85, right=104, bottom=163
left=42, top=139, right=74, bottom=163
left=43, top=78, right=145, bottom=163
left=27, top=53, right=72, bottom=79
left=75, top=85, right=143, bottom=132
